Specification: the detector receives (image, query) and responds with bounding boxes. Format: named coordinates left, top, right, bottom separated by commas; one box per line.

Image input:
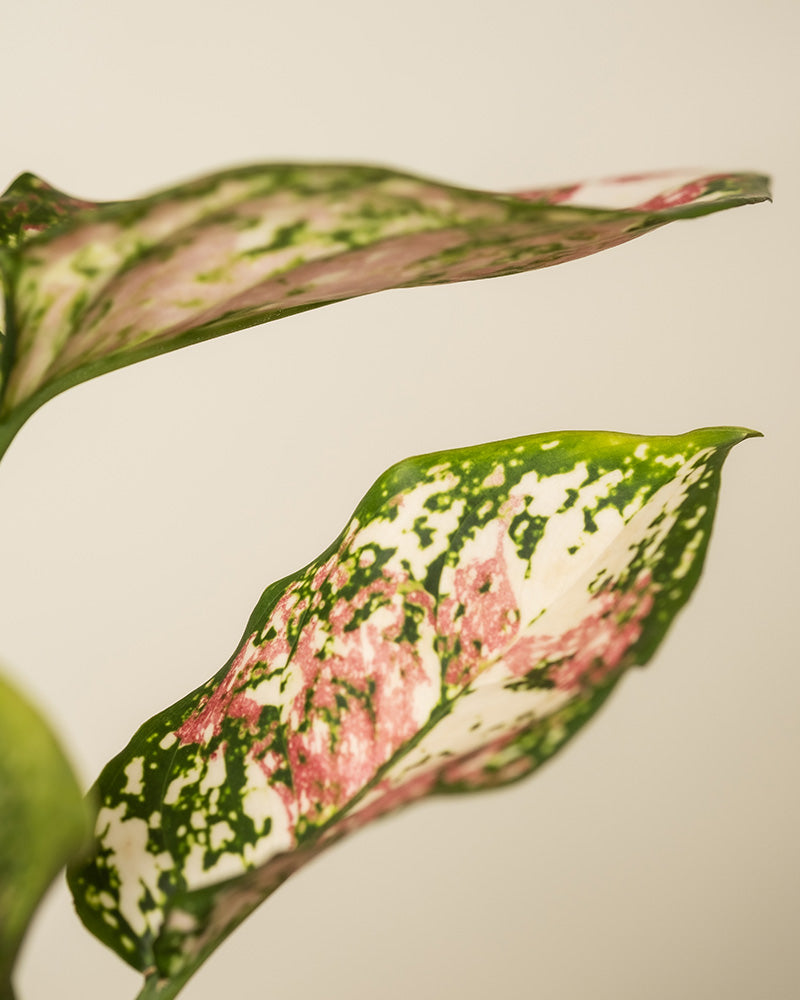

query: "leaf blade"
left=0, top=670, right=93, bottom=992
left=68, top=426, right=756, bottom=997
left=0, top=166, right=769, bottom=442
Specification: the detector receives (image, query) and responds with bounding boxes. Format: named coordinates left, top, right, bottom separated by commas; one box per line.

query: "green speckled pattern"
left=67, top=426, right=756, bottom=1000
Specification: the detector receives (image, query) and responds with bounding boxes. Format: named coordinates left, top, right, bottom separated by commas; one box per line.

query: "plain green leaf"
left=0, top=165, right=769, bottom=458
left=0, top=671, right=93, bottom=997
left=68, top=426, right=757, bottom=1000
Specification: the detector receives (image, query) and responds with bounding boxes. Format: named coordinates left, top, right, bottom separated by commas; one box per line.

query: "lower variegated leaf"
left=0, top=670, right=93, bottom=996
left=68, top=427, right=755, bottom=999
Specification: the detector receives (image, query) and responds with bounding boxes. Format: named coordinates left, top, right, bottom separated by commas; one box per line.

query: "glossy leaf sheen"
left=0, top=672, right=92, bottom=994
left=68, top=426, right=755, bottom=1000
left=0, top=166, right=769, bottom=454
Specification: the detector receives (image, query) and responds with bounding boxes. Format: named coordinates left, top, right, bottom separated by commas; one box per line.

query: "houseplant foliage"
left=0, top=672, right=92, bottom=998
left=69, top=426, right=756, bottom=1000
left=0, top=162, right=769, bottom=999
left=0, top=164, right=768, bottom=458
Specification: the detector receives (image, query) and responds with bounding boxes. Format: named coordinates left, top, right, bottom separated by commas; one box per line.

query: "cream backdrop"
left=1, top=2, right=797, bottom=998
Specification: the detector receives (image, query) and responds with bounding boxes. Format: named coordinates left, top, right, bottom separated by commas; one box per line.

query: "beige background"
left=1, top=1, right=798, bottom=997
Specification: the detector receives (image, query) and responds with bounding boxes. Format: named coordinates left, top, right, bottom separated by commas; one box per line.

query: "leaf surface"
left=0, top=166, right=769, bottom=454
left=67, top=426, right=756, bottom=999
left=0, top=670, right=92, bottom=996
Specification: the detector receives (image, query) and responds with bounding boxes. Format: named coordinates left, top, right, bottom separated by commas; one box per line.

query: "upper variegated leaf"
left=68, top=426, right=755, bottom=1000
left=0, top=165, right=769, bottom=454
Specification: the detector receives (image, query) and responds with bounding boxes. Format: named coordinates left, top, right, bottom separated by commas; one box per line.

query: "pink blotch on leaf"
left=176, top=638, right=263, bottom=746
left=177, top=583, right=306, bottom=747
left=226, top=692, right=263, bottom=732
left=503, top=571, right=656, bottom=691
left=437, top=530, right=521, bottom=687
left=286, top=571, right=436, bottom=819
left=633, top=176, right=722, bottom=212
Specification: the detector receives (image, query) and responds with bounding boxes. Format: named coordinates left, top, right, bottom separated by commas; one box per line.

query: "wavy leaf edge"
left=67, top=424, right=758, bottom=999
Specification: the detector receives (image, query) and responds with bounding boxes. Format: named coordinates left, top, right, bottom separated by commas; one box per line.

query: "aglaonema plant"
left=0, top=162, right=769, bottom=1000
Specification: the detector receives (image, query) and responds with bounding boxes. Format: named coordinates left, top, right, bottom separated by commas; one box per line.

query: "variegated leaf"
left=0, top=166, right=769, bottom=456
left=0, top=670, right=93, bottom=997
left=68, top=426, right=755, bottom=1000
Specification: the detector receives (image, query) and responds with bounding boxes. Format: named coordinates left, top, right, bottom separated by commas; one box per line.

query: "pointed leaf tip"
left=511, top=169, right=771, bottom=215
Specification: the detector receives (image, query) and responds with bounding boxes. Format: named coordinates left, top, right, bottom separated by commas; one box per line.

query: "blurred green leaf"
left=0, top=670, right=93, bottom=996
left=68, top=426, right=757, bottom=1000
